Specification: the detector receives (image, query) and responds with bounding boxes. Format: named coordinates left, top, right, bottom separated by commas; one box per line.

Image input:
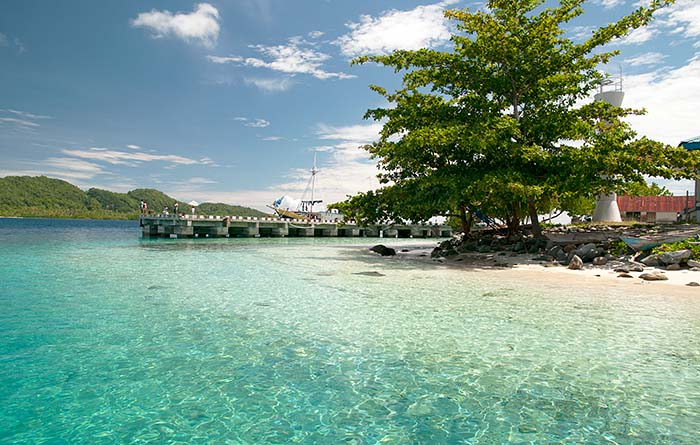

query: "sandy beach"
left=394, top=245, right=700, bottom=296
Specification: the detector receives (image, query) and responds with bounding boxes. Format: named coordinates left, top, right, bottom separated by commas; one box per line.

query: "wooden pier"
left=140, top=214, right=452, bottom=239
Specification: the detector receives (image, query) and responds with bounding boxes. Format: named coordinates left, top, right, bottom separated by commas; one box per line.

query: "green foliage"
left=127, top=189, right=185, bottom=214
left=620, top=180, right=672, bottom=196
left=197, top=203, right=267, bottom=217
left=0, top=176, right=266, bottom=219
left=652, top=238, right=700, bottom=258
left=611, top=240, right=633, bottom=256
left=0, top=176, right=99, bottom=213
left=335, top=0, right=697, bottom=236
left=87, top=188, right=140, bottom=213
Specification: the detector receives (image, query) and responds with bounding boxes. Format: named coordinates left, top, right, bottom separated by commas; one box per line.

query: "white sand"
left=396, top=247, right=700, bottom=296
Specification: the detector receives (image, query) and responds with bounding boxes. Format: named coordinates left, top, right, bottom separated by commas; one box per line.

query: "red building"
left=616, top=195, right=693, bottom=223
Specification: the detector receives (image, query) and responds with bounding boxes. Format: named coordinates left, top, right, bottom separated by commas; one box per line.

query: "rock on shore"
left=427, top=224, right=700, bottom=285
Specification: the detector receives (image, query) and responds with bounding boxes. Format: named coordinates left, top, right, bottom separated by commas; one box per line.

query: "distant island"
left=0, top=176, right=269, bottom=220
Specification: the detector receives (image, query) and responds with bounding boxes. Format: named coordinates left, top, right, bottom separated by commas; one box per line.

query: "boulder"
left=592, top=257, right=607, bottom=266
left=370, top=245, right=396, bottom=256
left=666, top=263, right=681, bottom=271
left=532, top=255, right=555, bottom=262
left=547, top=245, right=567, bottom=263
left=659, top=249, right=692, bottom=265
left=618, top=273, right=633, bottom=278
left=639, top=271, right=668, bottom=281
left=688, top=259, right=700, bottom=268
left=614, top=262, right=645, bottom=273
left=640, top=254, right=662, bottom=267
left=575, top=243, right=598, bottom=262
left=439, top=240, right=453, bottom=250
left=687, top=282, right=700, bottom=287
left=568, top=255, right=584, bottom=270
left=457, top=243, right=478, bottom=253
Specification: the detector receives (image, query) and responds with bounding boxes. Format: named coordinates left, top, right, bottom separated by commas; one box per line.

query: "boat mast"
left=310, top=151, right=318, bottom=213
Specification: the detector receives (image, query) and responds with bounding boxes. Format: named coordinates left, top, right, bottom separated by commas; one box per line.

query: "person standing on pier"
left=173, top=202, right=179, bottom=215
left=191, top=206, right=196, bottom=215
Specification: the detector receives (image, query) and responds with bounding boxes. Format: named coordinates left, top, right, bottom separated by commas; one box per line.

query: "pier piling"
left=139, top=214, right=452, bottom=239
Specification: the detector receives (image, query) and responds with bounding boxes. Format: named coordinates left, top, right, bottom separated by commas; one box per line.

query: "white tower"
left=591, top=78, right=623, bottom=223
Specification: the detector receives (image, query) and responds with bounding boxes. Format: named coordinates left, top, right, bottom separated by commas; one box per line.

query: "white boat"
left=268, top=155, right=324, bottom=220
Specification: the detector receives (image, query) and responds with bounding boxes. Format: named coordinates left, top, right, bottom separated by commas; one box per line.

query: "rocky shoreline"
left=373, top=224, right=700, bottom=287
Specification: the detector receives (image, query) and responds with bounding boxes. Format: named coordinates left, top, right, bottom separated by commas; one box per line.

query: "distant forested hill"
left=0, top=176, right=268, bottom=219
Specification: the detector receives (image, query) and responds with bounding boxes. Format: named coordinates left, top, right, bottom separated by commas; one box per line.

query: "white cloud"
left=593, top=0, right=627, bottom=8
left=131, top=3, right=220, bottom=48
left=614, top=26, right=656, bottom=45
left=0, top=157, right=107, bottom=182
left=207, top=55, right=243, bottom=64
left=13, top=37, right=25, bottom=54
left=0, top=108, right=51, bottom=129
left=62, top=147, right=208, bottom=167
left=316, top=123, right=383, bottom=143
left=234, top=117, right=270, bottom=128
left=0, top=117, right=39, bottom=127
left=308, top=31, right=325, bottom=39
left=127, top=144, right=141, bottom=149
left=43, top=157, right=105, bottom=178
left=335, top=0, right=458, bottom=57
left=243, top=77, right=295, bottom=92
left=568, top=25, right=596, bottom=42
left=261, top=136, right=283, bottom=141
left=207, top=37, right=354, bottom=80
left=0, top=33, right=25, bottom=53
left=624, top=57, right=700, bottom=149
left=175, top=177, right=218, bottom=185
left=3, top=109, right=51, bottom=119
left=623, top=51, right=667, bottom=66
left=182, top=122, right=384, bottom=211
left=656, top=0, right=700, bottom=38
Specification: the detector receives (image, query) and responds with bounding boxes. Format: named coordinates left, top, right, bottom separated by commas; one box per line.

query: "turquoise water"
left=1, top=219, right=700, bottom=444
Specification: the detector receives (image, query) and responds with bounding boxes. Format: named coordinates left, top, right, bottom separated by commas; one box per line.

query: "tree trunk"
left=506, top=202, right=520, bottom=236
left=527, top=197, right=543, bottom=239
left=459, top=204, right=470, bottom=235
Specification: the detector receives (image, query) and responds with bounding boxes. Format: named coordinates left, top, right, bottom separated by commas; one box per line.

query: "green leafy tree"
left=334, top=0, right=698, bottom=237
left=0, top=177, right=266, bottom=219
left=621, top=180, right=672, bottom=196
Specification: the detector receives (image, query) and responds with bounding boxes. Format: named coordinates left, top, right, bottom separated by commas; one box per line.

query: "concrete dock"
left=140, top=214, right=452, bottom=238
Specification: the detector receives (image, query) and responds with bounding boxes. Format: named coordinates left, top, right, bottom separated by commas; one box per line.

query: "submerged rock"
left=687, top=282, right=700, bottom=287
left=353, top=271, right=386, bottom=277
left=370, top=245, right=396, bottom=256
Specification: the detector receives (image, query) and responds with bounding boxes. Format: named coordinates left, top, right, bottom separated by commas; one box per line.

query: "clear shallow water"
left=1, top=218, right=699, bottom=444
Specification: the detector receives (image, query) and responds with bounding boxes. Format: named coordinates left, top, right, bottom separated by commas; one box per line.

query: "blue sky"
left=1, top=0, right=699, bottom=210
